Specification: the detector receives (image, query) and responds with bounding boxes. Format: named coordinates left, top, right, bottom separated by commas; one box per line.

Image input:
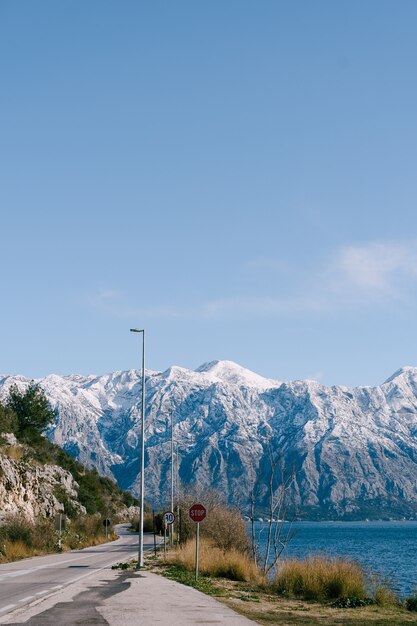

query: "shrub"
left=76, top=471, right=105, bottom=514
left=131, top=513, right=154, bottom=533
left=372, top=580, right=399, bottom=607
left=406, top=595, right=417, bottom=611
left=0, top=516, right=34, bottom=548
left=167, top=538, right=260, bottom=582
left=31, top=518, right=56, bottom=552
left=2, top=445, right=24, bottom=462
left=2, top=540, right=34, bottom=561
left=0, top=404, right=18, bottom=434
left=62, top=514, right=113, bottom=550
left=271, top=556, right=367, bottom=601
left=0, top=516, right=56, bottom=558
left=0, top=512, right=114, bottom=560
left=53, top=487, right=79, bottom=519
left=177, top=490, right=249, bottom=554
left=123, top=492, right=138, bottom=507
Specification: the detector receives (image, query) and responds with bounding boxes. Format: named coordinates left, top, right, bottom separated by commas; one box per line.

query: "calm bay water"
left=256, top=521, right=417, bottom=596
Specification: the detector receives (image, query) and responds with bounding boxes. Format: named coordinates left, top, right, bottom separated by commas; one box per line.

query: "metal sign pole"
left=195, top=522, right=199, bottom=580
left=189, top=503, right=206, bottom=580
left=130, top=328, right=146, bottom=570
left=153, top=509, right=157, bottom=557
left=170, top=411, right=174, bottom=547
left=177, top=504, right=180, bottom=546
left=164, top=522, right=167, bottom=559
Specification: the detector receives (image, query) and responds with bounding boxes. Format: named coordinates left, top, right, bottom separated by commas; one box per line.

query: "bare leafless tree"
left=248, top=445, right=297, bottom=575
left=248, top=462, right=261, bottom=566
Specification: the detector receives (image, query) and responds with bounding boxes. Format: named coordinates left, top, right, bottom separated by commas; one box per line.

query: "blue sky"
left=2, top=0, right=417, bottom=387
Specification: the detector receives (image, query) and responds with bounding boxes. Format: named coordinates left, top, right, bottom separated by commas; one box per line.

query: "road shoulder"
left=98, top=570, right=257, bottom=625
left=0, top=566, right=256, bottom=625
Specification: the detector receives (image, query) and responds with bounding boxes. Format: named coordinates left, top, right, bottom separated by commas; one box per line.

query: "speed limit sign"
left=163, top=511, right=175, bottom=525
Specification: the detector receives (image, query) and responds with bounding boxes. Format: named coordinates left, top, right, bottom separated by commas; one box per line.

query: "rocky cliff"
left=0, top=434, right=85, bottom=522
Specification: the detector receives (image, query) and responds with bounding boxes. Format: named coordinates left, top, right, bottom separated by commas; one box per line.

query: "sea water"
left=255, top=520, right=417, bottom=596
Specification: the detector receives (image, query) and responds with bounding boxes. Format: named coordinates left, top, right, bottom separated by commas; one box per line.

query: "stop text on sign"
left=189, top=503, right=207, bottom=522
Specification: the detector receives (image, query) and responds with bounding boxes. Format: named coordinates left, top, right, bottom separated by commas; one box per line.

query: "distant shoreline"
left=249, top=517, right=417, bottom=523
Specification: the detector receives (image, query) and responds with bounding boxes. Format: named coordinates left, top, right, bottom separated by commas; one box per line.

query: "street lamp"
left=170, top=411, right=174, bottom=547
left=130, top=328, right=145, bottom=569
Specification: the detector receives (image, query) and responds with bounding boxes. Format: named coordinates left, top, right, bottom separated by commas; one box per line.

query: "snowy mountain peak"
left=383, top=366, right=417, bottom=385
left=3, top=363, right=417, bottom=519
left=160, top=365, right=194, bottom=382
left=195, top=360, right=280, bottom=390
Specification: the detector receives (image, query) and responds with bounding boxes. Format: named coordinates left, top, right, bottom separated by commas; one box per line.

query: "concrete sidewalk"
left=2, top=567, right=257, bottom=625
left=99, top=570, right=256, bottom=625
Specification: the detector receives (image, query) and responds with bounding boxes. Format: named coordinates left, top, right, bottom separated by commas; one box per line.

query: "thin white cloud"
left=94, top=289, right=120, bottom=301
left=324, top=241, right=417, bottom=304
left=86, top=289, right=137, bottom=319
left=86, top=241, right=417, bottom=321
left=306, top=371, right=325, bottom=383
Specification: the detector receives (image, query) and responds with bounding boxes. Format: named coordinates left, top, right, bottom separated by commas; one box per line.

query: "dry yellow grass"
left=370, top=576, right=399, bottom=607
left=2, top=445, right=24, bottom=461
left=167, top=538, right=261, bottom=582
left=272, top=556, right=368, bottom=601
left=148, top=555, right=415, bottom=626
left=2, top=540, right=37, bottom=561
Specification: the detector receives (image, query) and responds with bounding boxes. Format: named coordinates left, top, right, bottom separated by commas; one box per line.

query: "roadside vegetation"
left=271, top=556, right=368, bottom=602
left=0, top=384, right=137, bottom=515
left=138, top=489, right=417, bottom=625
left=0, top=513, right=117, bottom=562
left=167, top=537, right=259, bottom=582
left=0, top=384, right=138, bottom=562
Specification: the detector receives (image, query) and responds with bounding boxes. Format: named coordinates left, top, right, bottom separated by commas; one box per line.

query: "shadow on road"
left=7, top=573, right=134, bottom=626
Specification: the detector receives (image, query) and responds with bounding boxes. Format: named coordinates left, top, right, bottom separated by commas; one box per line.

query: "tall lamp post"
left=170, top=411, right=174, bottom=546
left=130, top=328, right=145, bottom=569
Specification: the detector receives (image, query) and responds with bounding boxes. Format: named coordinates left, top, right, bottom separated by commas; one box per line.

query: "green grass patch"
left=111, top=560, right=136, bottom=570
left=162, top=565, right=226, bottom=596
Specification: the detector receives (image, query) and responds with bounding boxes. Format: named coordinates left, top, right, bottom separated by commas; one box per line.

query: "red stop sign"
left=189, top=503, right=207, bottom=522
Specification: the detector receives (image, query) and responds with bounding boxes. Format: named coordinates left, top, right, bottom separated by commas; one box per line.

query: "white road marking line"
left=0, top=554, right=93, bottom=582
left=0, top=540, right=154, bottom=617
left=0, top=541, right=137, bottom=582
left=0, top=537, right=147, bottom=604
left=0, top=568, right=39, bottom=581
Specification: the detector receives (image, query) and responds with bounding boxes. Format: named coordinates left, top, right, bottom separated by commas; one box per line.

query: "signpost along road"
left=189, top=503, right=206, bottom=579
left=163, top=511, right=175, bottom=525
left=189, top=503, right=206, bottom=522
left=163, top=511, right=175, bottom=556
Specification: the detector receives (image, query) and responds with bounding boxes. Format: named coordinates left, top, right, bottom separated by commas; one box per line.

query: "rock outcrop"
left=0, top=435, right=86, bottom=521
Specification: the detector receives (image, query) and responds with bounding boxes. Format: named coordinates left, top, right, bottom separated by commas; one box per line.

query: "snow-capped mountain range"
left=1, top=360, right=417, bottom=519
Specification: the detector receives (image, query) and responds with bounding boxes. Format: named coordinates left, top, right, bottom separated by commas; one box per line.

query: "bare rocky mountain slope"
left=1, top=361, right=417, bottom=519
left=0, top=434, right=85, bottom=522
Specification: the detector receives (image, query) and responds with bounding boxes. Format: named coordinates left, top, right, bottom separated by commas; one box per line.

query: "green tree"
left=6, top=383, right=56, bottom=437
left=0, top=403, right=18, bottom=434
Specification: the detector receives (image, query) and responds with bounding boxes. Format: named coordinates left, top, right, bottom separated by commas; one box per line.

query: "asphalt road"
left=0, top=524, right=154, bottom=620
